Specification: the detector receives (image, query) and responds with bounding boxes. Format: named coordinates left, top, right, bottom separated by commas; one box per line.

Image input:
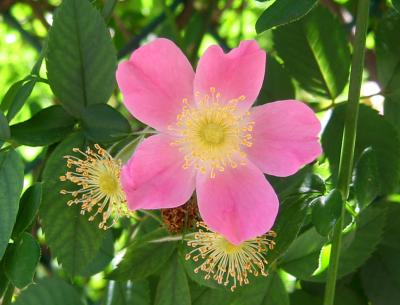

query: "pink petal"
left=247, top=100, right=322, bottom=177
left=196, top=162, right=279, bottom=245
left=121, top=134, right=195, bottom=210
left=116, top=38, right=194, bottom=131
left=194, top=40, right=266, bottom=112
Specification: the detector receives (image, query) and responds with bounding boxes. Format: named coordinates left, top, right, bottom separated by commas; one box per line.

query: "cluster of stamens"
left=60, top=144, right=131, bottom=229
left=168, top=87, right=254, bottom=178
left=185, top=222, right=276, bottom=291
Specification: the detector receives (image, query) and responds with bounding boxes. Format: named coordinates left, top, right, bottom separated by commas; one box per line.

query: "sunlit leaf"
left=12, top=183, right=42, bottom=237
left=39, top=133, right=107, bottom=276
left=46, top=0, right=117, bottom=117
left=10, top=105, right=76, bottom=146
left=0, top=150, right=24, bottom=259
left=81, top=104, right=131, bottom=143
left=273, top=5, right=350, bottom=99
left=4, top=233, right=40, bottom=288
left=322, top=104, right=400, bottom=194
left=256, top=0, right=318, bottom=33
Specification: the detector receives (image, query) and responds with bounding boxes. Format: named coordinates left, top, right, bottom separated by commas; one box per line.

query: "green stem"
left=323, top=1, right=370, bottom=305
left=2, top=283, right=14, bottom=305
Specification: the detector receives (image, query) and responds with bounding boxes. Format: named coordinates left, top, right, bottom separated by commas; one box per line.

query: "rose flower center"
left=169, top=87, right=254, bottom=178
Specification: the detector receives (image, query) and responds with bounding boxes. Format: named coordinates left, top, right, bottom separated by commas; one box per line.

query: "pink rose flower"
left=116, top=38, right=322, bottom=245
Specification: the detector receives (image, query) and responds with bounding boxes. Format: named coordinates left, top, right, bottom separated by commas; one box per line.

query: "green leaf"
left=12, top=183, right=42, bottom=237
left=81, top=230, right=114, bottom=276
left=256, top=56, right=295, bottom=105
left=230, top=273, right=289, bottom=305
left=311, top=189, right=342, bottom=236
left=290, top=287, right=365, bottom=305
left=46, top=0, right=117, bottom=117
left=183, top=254, right=220, bottom=289
left=4, top=233, right=40, bottom=288
left=155, top=253, right=191, bottom=305
left=273, top=5, right=350, bottom=99
left=256, top=0, right=317, bottom=33
left=102, top=0, right=118, bottom=19
left=322, top=104, right=400, bottom=194
left=14, top=277, right=84, bottom=305
left=361, top=204, right=400, bottom=305
left=10, top=105, right=76, bottom=146
left=0, top=111, right=10, bottom=140
left=280, top=228, right=327, bottom=278
left=192, top=286, right=235, bottom=305
left=307, top=205, right=386, bottom=282
left=353, top=148, right=380, bottom=210
left=376, top=14, right=400, bottom=134
left=0, top=79, right=36, bottom=122
left=39, top=133, right=106, bottom=276
left=393, top=0, right=400, bottom=15
left=82, top=104, right=131, bottom=143
left=266, top=195, right=309, bottom=265
left=268, top=166, right=311, bottom=199
left=106, top=280, right=151, bottom=305
left=301, top=173, right=326, bottom=194
left=109, top=229, right=177, bottom=281
left=0, top=150, right=24, bottom=259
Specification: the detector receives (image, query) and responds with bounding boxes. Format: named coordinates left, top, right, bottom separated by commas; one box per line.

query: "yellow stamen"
left=59, top=144, right=131, bottom=229
left=168, top=87, right=254, bottom=178
left=185, top=222, right=276, bottom=291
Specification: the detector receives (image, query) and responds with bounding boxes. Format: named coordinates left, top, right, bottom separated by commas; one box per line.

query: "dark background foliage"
left=1, top=0, right=400, bottom=304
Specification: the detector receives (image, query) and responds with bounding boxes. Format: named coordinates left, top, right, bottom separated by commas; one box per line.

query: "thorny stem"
left=323, top=1, right=370, bottom=305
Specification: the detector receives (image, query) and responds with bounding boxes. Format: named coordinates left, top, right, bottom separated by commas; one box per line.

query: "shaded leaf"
left=81, top=230, right=114, bottom=276
left=376, top=13, right=400, bottom=134
left=322, top=104, right=400, bottom=194
left=0, top=150, right=24, bottom=259
left=46, top=0, right=117, bottom=117
left=266, top=195, right=310, bottom=265
left=361, top=204, right=400, bottom=305
left=106, top=280, right=151, bottom=305
left=12, top=183, right=42, bottom=237
left=353, top=147, right=380, bottom=210
left=311, top=189, right=342, bottom=236
left=230, top=273, right=289, bottom=305
left=256, top=56, right=295, bottom=105
left=109, top=229, right=176, bottom=281
left=10, top=105, right=76, bottom=146
left=4, top=233, right=40, bottom=288
left=273, top=5, right=350, bottom=99
left=307, top=205, right=386, bottom=282
left=256, top=0, right=318, bottom=33
left=394, top=0, right=400, bottom=13
left=14, top=277, right=84, bottom=305
left=155, top=253, right=191, bottom=305
left=40, top=133, right=106, bottom=276
left=81, top=104, right=131, bottom=143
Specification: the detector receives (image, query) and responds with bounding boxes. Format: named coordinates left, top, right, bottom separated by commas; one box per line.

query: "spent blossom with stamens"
left=60, top=144, right=131, bottom=229
left=186, top=222, right=276, bottom=291
left=117, top=38, right=322, bottom=245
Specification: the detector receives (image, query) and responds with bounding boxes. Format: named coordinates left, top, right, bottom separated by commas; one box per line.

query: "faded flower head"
left=186, top=222, right=276, bottom=291
left=60, top=144, right=131, bottom=229
left=161, top=196, right=199, bottom=234
left=117, top=38, right=322, bottom=244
